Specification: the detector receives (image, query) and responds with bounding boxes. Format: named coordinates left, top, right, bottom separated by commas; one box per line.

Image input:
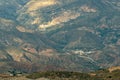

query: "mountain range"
left=0, top=0, right=120, bottom=73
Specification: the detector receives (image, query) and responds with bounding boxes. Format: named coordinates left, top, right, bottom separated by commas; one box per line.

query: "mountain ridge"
left=0, top=0, right=120, bottom=73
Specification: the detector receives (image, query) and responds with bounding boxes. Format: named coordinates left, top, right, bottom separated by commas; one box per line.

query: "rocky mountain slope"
left=0, top=0, right=120, bottom=73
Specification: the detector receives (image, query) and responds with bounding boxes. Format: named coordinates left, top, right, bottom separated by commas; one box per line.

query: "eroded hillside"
left=0, top=0, right=120, bottom=73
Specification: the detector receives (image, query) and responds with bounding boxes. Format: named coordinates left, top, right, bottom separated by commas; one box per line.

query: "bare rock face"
left=17, top=0, right=99, bottom=31
left=0, top=0, right=120, bottom=73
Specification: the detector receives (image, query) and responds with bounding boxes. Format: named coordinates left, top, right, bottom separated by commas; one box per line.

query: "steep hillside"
left=0, top=0, right=120, bottom=73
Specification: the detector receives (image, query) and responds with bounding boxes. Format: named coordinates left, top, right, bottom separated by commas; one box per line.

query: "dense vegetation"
left=26, top=71, right=101, bottom=80
left=26, top=69, right=120, bottom=80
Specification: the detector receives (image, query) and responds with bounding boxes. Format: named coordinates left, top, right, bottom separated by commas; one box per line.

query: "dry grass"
left=27, top=0, right=58, bottom=12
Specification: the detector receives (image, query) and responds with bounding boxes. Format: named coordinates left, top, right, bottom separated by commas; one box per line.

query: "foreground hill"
left=26, top=69, right=120, bottom=80
left=0, top=66, right=120, bottom=80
